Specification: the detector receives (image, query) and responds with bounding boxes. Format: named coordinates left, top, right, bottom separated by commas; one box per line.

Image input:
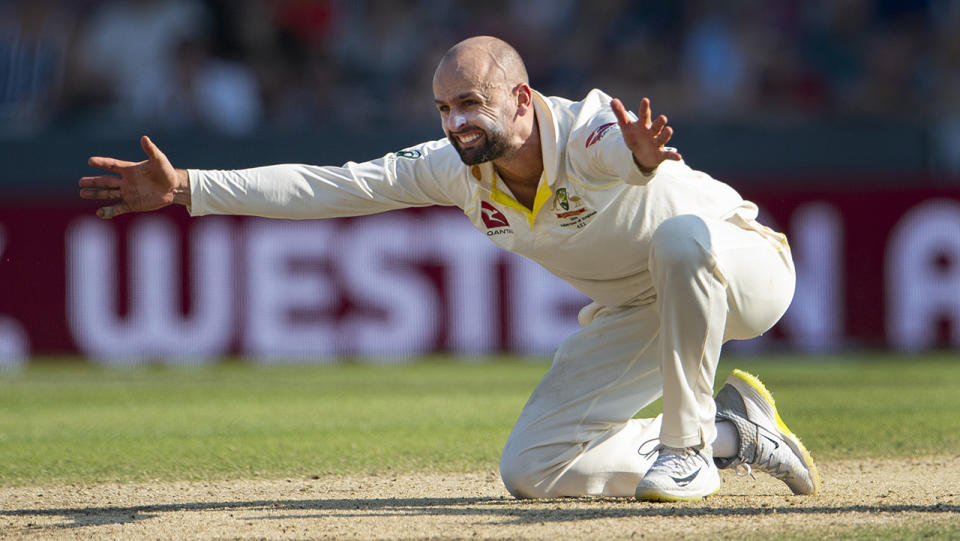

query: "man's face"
left=433, top=66, right=516, bottom=165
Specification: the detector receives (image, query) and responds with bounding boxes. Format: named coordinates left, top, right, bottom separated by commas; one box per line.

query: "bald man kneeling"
left=80, top=36, right=820, bottom=502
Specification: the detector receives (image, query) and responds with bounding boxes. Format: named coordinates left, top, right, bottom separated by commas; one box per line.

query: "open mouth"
left=454, top=131, right=484, bottom=147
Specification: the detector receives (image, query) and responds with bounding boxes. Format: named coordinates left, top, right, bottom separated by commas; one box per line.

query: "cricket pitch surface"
left=2, top=457, right=958, bottom=540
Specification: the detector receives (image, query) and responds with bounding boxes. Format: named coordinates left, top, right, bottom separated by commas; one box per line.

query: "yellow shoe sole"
left=729, top=368, right=822, bottom=496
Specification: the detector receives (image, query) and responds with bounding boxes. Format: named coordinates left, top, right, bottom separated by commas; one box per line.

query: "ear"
left=514, top=83, right=533, bottom=115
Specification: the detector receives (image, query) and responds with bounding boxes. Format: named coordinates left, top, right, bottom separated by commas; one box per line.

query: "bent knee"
left=500, top=442, right=579, bottom=499
left=499, top=450, right=547, bottom=499
left=501, top=442, right=616, bottom=498
left=649, top=215, right=712, bottom=271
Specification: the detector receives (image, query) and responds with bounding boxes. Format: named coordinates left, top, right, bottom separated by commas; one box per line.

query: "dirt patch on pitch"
left=1, top=457, right=958, bottom=540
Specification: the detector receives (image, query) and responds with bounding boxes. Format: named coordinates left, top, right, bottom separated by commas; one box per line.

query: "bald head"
left=432, top=36, right=535, bottom=167
left=433, top=36, right=528, bottom=91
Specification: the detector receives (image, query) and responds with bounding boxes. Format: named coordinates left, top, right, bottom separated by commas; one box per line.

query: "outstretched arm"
left=79, top=135, right=190, bottom=219
left=610, top=97, right=682, bottom=174
left=81, top=137, right=458, bottom=221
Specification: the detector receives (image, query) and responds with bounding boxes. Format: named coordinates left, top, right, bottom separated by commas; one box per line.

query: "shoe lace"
left=638, top=438, right=661, bottom=459
left=651, top=446, right=702, bottom=476
left=735, top=463, right=755, bottom=479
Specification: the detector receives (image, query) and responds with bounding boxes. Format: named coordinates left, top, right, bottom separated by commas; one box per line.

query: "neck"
left=493, top=115, right=542, bottom=189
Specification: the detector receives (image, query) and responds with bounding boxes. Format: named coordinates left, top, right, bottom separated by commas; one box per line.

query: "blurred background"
left=1, top=0, right=959, bottom=366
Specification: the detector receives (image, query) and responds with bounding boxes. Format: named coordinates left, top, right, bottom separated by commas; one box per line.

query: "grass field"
left=2, top=353, right=959, bottom=487
left=1, top=353, right=959, bottom=540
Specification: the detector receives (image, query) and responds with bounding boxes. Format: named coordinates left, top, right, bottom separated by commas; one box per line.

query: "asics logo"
left=671, top=468, right=702, bottom=488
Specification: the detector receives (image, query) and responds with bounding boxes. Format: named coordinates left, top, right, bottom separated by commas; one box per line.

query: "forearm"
left=186, top=142, right=453, bottom=219
left=187, top=163, right=425, bottom=220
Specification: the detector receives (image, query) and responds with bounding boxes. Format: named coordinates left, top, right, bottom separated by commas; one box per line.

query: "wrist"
left=172, top=169, right=191, bottom=206
left=633, top=155, right=658, bottom=175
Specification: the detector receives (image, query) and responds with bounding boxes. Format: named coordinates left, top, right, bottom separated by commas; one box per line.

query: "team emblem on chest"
left=553, top=187, right=596, bottom=229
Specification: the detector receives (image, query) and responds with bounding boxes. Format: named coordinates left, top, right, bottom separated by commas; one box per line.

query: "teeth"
left=458, top=133, right=481, bottom=144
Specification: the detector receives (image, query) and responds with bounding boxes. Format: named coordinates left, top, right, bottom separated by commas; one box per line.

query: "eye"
left=437, top=104, right=449, bottom=114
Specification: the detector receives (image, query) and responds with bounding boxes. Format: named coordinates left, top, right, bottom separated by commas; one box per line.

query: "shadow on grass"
left=2, top=497, right=958, bottom=530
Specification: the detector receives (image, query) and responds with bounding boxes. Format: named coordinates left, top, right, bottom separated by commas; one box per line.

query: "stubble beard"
left=450, top=127, right=512, bottom=166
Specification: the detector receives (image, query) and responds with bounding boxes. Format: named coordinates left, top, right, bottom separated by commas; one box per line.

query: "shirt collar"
left=531, top=89, right=561, bottom=187
left=466, top=89, right=560, bottom=227
left=469, top=89, right=559, bottom=187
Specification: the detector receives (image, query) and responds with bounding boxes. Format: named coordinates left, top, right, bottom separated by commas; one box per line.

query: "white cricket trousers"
left=499, top=213, right=795, bottom=498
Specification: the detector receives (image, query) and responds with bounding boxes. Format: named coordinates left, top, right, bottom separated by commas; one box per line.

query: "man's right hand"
left=79, top=135, right=190, bottom=219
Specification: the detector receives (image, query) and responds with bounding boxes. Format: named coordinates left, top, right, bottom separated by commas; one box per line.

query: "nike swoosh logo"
left=761, top=433, right=781, bottom=449
left=671, top=468, right=702, bottom=487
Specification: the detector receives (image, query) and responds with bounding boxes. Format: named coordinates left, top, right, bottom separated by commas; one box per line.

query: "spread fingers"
left=97, top=203, right=130, bottom=220
left=654, top=126, right=674, bottom=146
left=88, top=156, right=135, bottom=172
left=79, top=175, right=122, bottom=188
left=80, top=188, right=122, bottom=200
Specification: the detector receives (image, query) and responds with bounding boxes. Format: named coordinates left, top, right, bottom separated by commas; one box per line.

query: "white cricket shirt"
left=189, top=89, right=761, bottom=307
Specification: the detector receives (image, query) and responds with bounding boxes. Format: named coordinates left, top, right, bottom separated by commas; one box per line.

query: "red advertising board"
left=0, top=186, right=958, bottom=365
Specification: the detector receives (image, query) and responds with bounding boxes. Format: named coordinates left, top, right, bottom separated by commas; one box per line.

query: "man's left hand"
left=611, top=97, right=682, bottom=174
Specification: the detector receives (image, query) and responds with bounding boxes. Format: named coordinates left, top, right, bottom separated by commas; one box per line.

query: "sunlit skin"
left=78, top=135, right=190, bottom=219
left=431, top=36, right=681, bottom=210
left=79, top=35, right=681, bottom=218
left=432, top=37, right=542, bottom=208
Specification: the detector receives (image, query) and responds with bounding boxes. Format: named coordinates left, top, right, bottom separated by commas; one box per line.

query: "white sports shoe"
left=635, top=446, right=721, bottom=502
left=714, top=369, right=821, bottom=495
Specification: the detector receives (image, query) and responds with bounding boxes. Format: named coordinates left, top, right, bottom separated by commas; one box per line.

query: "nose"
left=446, top=113, right=467, bottom=133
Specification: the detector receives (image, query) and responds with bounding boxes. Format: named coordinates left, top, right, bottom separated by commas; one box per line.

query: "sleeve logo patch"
left=395, top=149, right=422, bottom=159
left=585, top=122, right=617, bottom=148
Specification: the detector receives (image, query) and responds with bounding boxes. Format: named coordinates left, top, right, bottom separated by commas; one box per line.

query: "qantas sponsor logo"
left=481, top=201, right=510, bottom=229
left=585, top=122, right=617, bottom=148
